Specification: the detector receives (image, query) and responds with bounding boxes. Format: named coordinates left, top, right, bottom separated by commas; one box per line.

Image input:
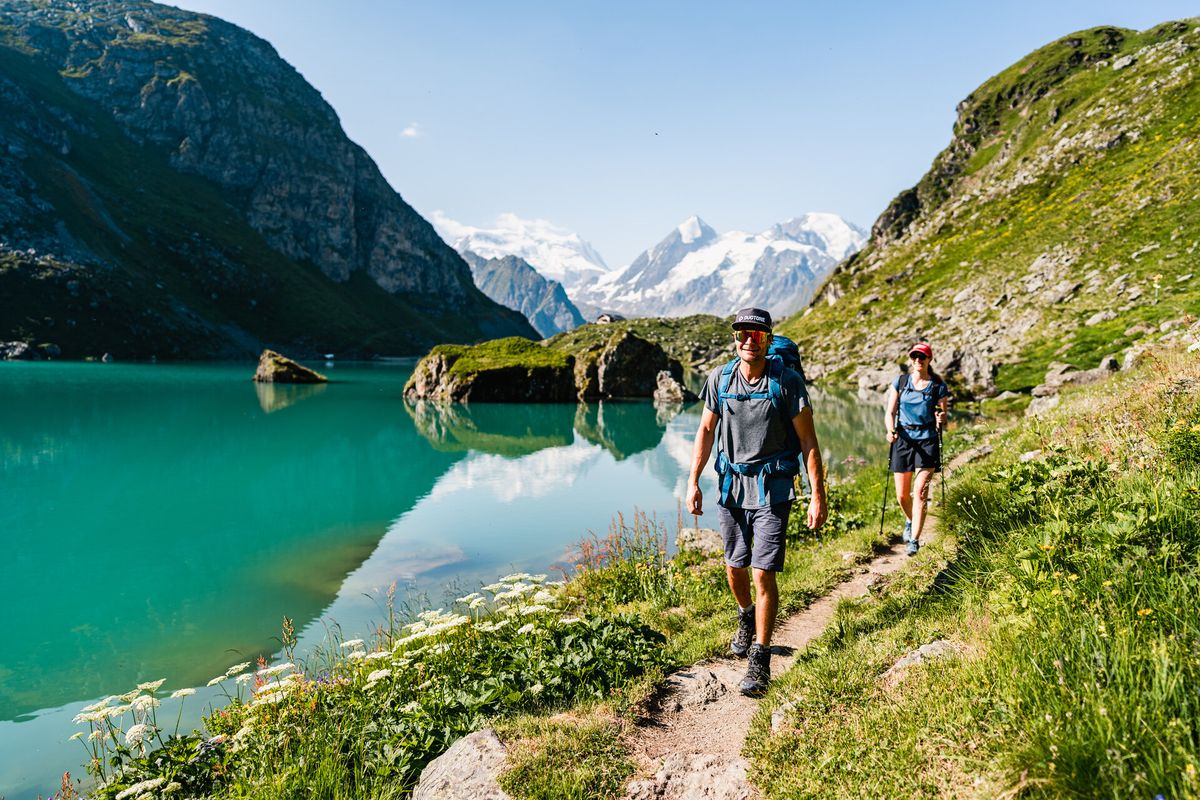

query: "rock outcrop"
left=403, top=338, right=577, bottom=403
left=253, top=349, right=327, bottom=384
left=407, top=328, right=690, bottom=403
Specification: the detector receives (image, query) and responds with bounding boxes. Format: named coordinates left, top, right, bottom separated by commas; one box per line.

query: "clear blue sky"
left=174, top=1, right=1197, bottom=267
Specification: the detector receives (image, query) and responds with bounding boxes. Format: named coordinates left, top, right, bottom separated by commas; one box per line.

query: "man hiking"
left=686, top=307, right=827, bottom=696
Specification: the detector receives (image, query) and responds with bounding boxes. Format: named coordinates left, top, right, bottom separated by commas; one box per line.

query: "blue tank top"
left=892, top=374, right=948, bottom=441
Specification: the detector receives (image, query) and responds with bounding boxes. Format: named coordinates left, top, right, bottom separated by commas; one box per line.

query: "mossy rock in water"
left=404, top=337, right=576, bottom=402
left=253, top=349, right=327, bottom=384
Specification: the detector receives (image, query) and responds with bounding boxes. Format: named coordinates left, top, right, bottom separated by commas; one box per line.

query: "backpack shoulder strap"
left=897, top=372, right=909, bottom=394
left=718, top=359, right=738, bottom=396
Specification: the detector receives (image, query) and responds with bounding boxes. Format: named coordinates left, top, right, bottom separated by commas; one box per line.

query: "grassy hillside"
left=780, top=21, right=1199, bottom=395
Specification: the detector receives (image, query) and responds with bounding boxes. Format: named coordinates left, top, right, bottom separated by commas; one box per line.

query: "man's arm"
left=792, top=407, right=827, bottom=529
left=686, top=407, right=719, bottom=515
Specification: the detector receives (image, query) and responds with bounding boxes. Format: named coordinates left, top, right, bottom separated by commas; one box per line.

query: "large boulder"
left=652, top=370, right=698, bottom=405
left=597, top=331, right=682, bottom=398
left=412, top=729, right=511, bottom=800
left=941, top=345, right=998, bottom=396
left=253, top=349, right=327, bottom=384
left=1032, top=354, right=1119, bottom=397
left=0, top=341, right=45, bottom=361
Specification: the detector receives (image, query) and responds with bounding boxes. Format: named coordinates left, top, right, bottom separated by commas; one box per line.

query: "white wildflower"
left=367, top=668, right=391, bottom=683
left=224, top=662, right=252, bottom=676
left=400, top=701, right=421, bottom=714
left=340, top=639, right=366, bottom=650
left=405, top=621, right=428, bottom=634
left=235, top=674, right=253, bottom=685
left=561, top=617, right=583, bottom=625
left=106, top=704, right=132, bottom=719
left=530, top=682, right=544, bottom=694
left=130, top=695, right=160, bottom=713
left=162, top=783, right=182, bottom=796
left=346, top=650, right=366, bottom=661
left=72, top=710, right=109, bottom=724
left=169, top=688, right=196, bottom=699
left=88, top=729, right=110, bottom=742
left=136, top=679, right=166, bottom=692
left=117, top=689, right=141, bottom=702
left=124, top=723, right=150, bottom=745
left=469, top=597, right=487, bottom=610
left=232, top=722, right=254, bottom=741
left=257, top=663, right=294, bottom=677
left=532, top=590, right=555, bottom=604
left=517, top=623, right=536, bottom=635
left=69, top=731, right=85, bottom=741
left=364, top=650, right=390, bottom=661
left=481, top=582, right=505, bottom=593
left=251, top=690, right=286, bottom=706
left=520, top=604, right=551, bottom=615
left=206, top=675, right=226, bottom=687
left=115, top=777, right=165, bottom=800
left=478, top=619, right=511, bottom=633
left=456, top=592, right=482, bottom=604
left=80, top=696, right=115, bottom=713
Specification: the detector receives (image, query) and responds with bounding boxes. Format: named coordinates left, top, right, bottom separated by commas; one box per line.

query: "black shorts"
left=891, top=431, right=940, bottom=472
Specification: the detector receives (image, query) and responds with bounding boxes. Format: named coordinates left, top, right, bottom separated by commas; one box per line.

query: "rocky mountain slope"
left=433, top=211, right=611, bottom=296
left=0, top=1, right=534, bottom=359
left=578, top=213, right=866, bottom=318
left=462, top=251, right=585, bottom=338
left=779, top=21, right=1200, bottom=398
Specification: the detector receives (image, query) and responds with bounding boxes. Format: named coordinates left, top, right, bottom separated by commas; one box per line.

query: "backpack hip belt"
left=714, top=449, right=801, bottom=507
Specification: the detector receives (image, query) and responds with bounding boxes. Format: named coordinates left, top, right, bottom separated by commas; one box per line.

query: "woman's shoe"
left=906, top=539, right=920, bottom=556
left=902, top=520, right=913, bottom=543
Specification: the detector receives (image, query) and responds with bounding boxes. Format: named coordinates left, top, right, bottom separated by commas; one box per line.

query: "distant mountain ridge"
left=461, top=251, right=585, bottom=337
left=435, top=211, right=865, bottom=321
left=580, top=213, right=866, bottom=318
left=0, top=0, right=535, bottom=358
left=432, top=211, right=610, bottom=295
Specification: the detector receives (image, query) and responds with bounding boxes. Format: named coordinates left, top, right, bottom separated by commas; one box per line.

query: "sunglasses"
left=909, top=353, right=928, bottom=361
left=733, top=330, right=770, bottom=345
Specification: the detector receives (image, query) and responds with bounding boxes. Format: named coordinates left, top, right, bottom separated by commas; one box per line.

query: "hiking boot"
left=902, top=520, right=913, bottom=543
left=731, top=605, right=755, bottom=657
left=739, top=643, right=771, bottom=696
left=906, top=539, right=920, bottom=557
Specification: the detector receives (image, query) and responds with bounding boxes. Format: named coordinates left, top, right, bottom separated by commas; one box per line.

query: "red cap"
left=909, top=342, right=933, bottom=360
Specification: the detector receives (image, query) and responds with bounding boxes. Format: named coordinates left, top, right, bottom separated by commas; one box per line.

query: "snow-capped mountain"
left=431, top=211, right=610, bottom=294
left=577, top=213, right=867, bottom=318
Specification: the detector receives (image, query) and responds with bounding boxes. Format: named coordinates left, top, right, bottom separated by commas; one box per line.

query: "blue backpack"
left=712, top=335, right=805, bottom=506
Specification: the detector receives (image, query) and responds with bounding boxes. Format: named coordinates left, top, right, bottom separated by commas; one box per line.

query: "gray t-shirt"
left=700, top=361, right=811, bottom=509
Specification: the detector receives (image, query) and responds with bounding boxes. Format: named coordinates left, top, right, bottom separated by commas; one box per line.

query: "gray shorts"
left=717, top=502, right=792, bottom=572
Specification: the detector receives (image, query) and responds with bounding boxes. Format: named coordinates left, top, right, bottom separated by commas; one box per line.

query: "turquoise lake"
left=0, top=361, right=886, bottom=798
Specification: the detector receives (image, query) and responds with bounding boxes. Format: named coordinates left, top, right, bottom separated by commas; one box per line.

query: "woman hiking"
left=884, top=342, right=949, bottom=556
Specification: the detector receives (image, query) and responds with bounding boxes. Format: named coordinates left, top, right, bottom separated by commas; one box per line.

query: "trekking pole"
left=938, top=424, right=947, bottom=508
left=878, top=439, right=892, bottom=539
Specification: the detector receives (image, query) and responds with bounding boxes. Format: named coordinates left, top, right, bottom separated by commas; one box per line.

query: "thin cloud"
left=400, top=122, right=420, bottom=139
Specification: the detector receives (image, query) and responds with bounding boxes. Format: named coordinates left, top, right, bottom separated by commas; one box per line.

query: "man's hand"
left=686, top=482, right=703, bottom=516
left=935, top=409, right=947, bottom=429
left=807, top=492, right=827, bottom=530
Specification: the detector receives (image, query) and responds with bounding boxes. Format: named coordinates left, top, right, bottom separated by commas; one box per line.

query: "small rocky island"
left=253, top=349, right=328, bottom=384
left=404, top=316, right=728, bottom=403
